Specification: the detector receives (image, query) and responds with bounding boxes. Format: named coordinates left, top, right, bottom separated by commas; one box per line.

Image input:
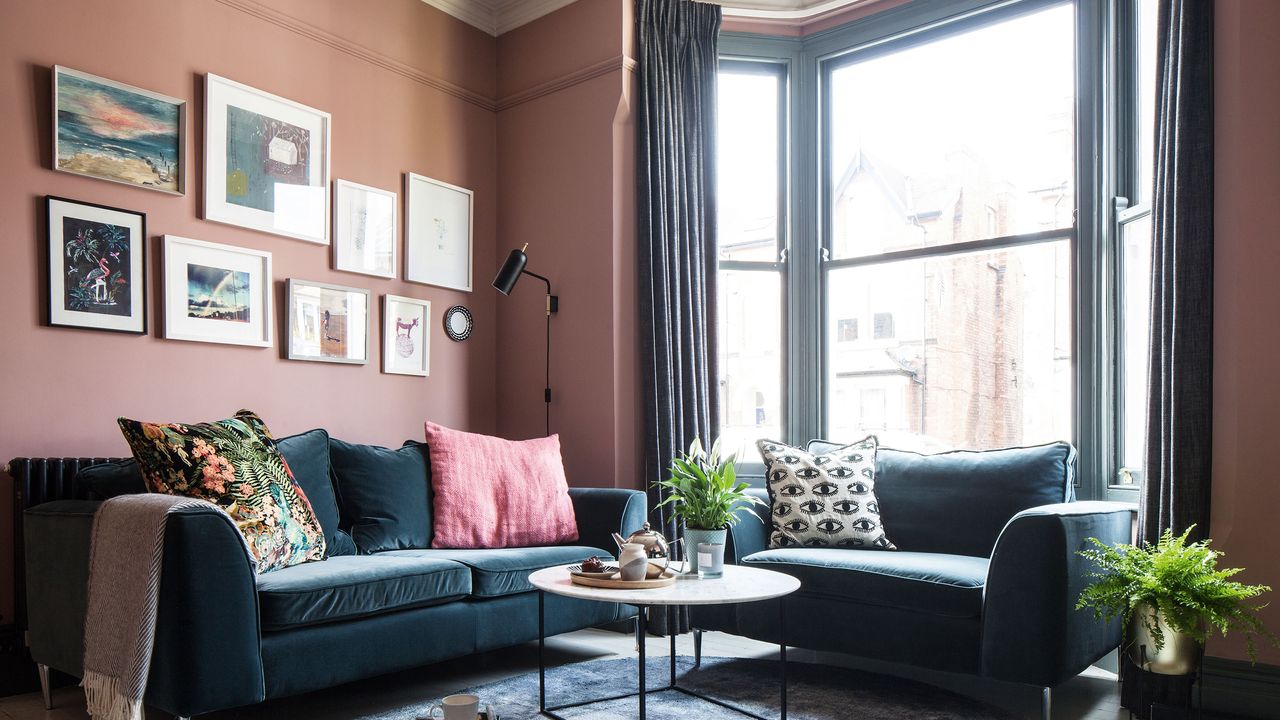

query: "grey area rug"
left=359, top=656, right=1017, bottom=720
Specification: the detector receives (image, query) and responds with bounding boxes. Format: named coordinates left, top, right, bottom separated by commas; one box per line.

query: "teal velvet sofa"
left=691, top=441, right=1135, bottom=718
left=23, top=429, right=646, bottom=719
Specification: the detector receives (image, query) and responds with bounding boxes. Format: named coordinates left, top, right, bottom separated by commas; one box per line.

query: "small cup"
left=419, top=693, right=480, bottom=720
left=697, top=542, right=725, bottom=579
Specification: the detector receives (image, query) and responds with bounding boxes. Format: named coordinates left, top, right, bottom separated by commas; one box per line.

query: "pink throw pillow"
left=425, top=422, right=579, bottom=548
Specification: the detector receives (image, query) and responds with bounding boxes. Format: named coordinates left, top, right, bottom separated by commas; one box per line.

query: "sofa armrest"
left=568, top=488, right=647, bottom=554
left=724, top=488, right=771, bottom=564
left=981, top=501, right=1135, bottom=687
left=25, top=500, right=266, bottom=717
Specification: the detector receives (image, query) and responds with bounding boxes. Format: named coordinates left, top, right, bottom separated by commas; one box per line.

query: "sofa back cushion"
left=277, top=429, right=356, bottom=557
left=330, top=438, right=431, bottom=553
left=808, top=440, right=1076, bottom=558
left=78, top=429, right=357, bottom=557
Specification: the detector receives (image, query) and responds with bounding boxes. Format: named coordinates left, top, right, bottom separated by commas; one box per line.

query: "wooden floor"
left=0, top=627, right=1135, bottom=720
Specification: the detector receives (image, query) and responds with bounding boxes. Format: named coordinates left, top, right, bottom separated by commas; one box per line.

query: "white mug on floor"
left=419, top=693, right=480, bottom=720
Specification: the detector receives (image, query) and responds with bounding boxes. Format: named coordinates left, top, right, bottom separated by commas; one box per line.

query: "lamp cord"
left=521, top=269, right=555, bottom=438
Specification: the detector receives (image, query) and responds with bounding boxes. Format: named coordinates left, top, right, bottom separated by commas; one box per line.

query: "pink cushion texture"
left=425, top=422, right=579, bottom=548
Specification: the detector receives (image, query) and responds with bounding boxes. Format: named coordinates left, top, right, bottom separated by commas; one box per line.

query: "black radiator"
left=5, top=457, right=121, bottom=631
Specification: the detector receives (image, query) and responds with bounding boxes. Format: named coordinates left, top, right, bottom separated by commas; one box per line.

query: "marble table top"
left=528, top=564, right=800, bottom=606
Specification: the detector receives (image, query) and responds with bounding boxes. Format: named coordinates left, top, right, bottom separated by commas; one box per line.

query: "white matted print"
left=163, top=235, right=272, bottom=347
left=204, top=74, right=330, bottom=244
left=405, top=172, right=472, bottom=291
left=383, top=294, right=430, bottom=376
left=286, top=279, right=369, bottom=364
left=333, top=179, right=396, bottom=278
left=47, top=196, right=147, bottom=334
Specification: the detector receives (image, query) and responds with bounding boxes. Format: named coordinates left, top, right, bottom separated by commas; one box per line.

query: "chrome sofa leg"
left=37, top=663, right=52, bottom=710
left=693, top=628, right=703, bottom=667
left=1041, top=686, right=1052, bottom=720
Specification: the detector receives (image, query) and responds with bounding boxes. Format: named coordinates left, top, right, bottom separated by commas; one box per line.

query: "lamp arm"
left=520, top=269, right=558, bottom=315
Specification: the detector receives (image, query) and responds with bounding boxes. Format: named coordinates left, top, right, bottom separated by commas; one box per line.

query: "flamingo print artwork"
left=82, top=256, right=111, bottom=303
left=395, top=316, right=420, bottom=358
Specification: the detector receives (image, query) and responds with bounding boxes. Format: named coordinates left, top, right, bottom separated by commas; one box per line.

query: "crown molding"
left=710, top=0, right=869, bottom=19
left=419, top=0, right=577, bottom=36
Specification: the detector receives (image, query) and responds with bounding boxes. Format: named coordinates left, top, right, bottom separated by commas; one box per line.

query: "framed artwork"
left=333, top=179, right=396, bottom=278
left=163, top=235, right=272, bottom=347
left=383, top=294, right=430, bottom=376
left=405, top=172, right=473, bottom=291
left=204, top=73, right=330, bottom=244
left=53, top=66, right=185, bottom=195
left=46, top=196, right=147, bottom=334
left=285, top=279, right=370, bottom=364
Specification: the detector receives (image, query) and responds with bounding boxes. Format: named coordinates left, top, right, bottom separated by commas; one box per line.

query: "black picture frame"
left=46, top=195, right=148, bottom=335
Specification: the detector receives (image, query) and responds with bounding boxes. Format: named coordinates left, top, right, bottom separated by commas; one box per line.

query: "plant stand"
left=1121, top=651, right=1202, bottom=720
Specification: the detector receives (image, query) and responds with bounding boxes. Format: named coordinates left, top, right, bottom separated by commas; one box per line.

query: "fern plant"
left=1076, top=526, right=1277, bottom=661
left=654, top=437, right=765, bottom=530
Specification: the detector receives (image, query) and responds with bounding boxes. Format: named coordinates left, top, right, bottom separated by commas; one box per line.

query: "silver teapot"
left=612, top=522, right=683, bottom=578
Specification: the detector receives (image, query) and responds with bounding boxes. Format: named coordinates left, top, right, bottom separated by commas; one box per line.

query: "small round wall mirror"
left=443, top=305, right=473, bottom=342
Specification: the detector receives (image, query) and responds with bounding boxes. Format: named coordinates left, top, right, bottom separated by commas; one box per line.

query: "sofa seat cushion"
left=381, top=546, right=610, bottom=598
left=743, top=548, right=989, bottom=618
left=256, top=555, right=471, bottom=631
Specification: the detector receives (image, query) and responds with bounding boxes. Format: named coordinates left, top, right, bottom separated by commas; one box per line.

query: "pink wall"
left=494, top=0, right=643, bottom=491
left=0, top=0, right=498, bottom=626
left=1210, top=0, right=1280, bottom=666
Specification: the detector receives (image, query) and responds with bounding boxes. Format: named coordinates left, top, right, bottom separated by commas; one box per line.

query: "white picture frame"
left=163, top=235, right=273, bottom=347
left=382, top=294, right=430, bottom=376
left=405, top=172, right=473, bottom=291
left=286, top=279, right=370, bottom=364
left=204, top=73, right=330, bottom=244
left=53, top=66, right=186, bottom=195
left=333, top=179, right=397, bottom=278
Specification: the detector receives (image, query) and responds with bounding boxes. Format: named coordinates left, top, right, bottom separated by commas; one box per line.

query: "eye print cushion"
left=757, top=436, right=896, bottom=550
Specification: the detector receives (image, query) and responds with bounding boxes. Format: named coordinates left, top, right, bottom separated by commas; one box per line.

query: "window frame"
left=719, top=0, right=1147, bottom=501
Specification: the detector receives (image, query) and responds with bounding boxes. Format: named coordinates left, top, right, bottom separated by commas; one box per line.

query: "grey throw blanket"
left=82, top=494, right=254, bottom=720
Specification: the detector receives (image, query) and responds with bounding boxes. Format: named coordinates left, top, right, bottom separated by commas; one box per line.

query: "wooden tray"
left=569, top=568, right=678, bottom=589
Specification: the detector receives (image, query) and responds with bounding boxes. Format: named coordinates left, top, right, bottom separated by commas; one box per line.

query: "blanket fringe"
left=82, top=670, right=144, bottom=720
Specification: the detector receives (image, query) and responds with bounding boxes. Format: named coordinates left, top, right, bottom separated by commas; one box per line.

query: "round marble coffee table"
left=529, top=564, right=800, bottom=720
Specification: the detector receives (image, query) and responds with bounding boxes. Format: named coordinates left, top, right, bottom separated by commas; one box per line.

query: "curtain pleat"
left=636, top=0, right=721, bottom=635
left=1139, top=0, right=1214, bottom=544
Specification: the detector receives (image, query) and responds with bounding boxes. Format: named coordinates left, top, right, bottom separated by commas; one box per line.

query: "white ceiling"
left=420, top=0, right=866, bottom=36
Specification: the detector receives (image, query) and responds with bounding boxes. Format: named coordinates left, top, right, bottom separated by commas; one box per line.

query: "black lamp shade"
left=492, top=248, right=528, bottom=295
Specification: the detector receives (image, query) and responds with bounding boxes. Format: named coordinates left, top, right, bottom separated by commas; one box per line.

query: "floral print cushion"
left=117, top=409, right=326, bottom=572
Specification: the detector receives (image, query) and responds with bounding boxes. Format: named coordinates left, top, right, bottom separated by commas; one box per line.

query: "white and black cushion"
left=757, top=436, right=896, bottom=551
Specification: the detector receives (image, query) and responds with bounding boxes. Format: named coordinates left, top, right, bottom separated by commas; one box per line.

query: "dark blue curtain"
left=636, top=0, right=721, bottom=634
left=1140, top=0, right=1214, bottom=544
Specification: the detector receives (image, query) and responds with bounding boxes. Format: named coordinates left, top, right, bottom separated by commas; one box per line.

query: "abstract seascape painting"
left=53, top=66, right=185, bottom=194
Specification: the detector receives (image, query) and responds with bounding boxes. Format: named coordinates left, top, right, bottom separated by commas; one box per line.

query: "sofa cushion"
left=330, top=439, right=431, bottom=553
left=380, top=545, right=608, bottom=598
left=118, top=410, right=327, bottom=572
left=277, top=429, right=356, bottom=557
left=808, top=440, right=1076, bottom=558
left=256, top=555, right=470, bottom=631
left=758, top=436, right=894, bottom=550
left=77, top=459, right=144, bottom=498
left=743, top=548, right=989, bottom=618
left=425, top=423, right=578, bottom=549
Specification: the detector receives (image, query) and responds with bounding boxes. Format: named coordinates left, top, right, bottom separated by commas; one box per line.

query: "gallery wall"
left=0, top=0, right=499, bottom=627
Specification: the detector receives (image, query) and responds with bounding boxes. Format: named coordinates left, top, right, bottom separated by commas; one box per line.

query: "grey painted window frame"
left=719, top=0, right=1146, bottom=501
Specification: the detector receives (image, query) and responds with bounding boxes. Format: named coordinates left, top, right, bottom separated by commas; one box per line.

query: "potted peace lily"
left=1076, top=526, right=1277, bottom=676
left=654, top=437, right=765, bottom=573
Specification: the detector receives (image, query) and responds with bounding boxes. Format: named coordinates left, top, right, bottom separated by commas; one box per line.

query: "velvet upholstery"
left=277, top=429, right=356, bottom=556
left=23, top=501, right=98, bottom=676
left=330, top=438, right=431, bottom=553
left=744, top=548, right=988, bottom=617
left=76, top=459, right=143, bottom=498
left=379, top=545, right=610, bottom=598
left=256, top=555, right=471, bottom=630
left=470, top=591, right=633, bottom=653
left=567, top=487, right=648, bottom=554
left=809, top=440, right=1076, bottom=557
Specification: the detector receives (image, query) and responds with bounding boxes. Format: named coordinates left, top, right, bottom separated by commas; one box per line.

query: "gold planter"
left=1128, top=602, right=1202, bottom=676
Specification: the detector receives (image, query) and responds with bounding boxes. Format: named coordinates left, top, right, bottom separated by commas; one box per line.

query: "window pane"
left=827, top=4, right=1075, bottom=259
left=826, top=241, right=1072, bottom=451
left=718, top=68, right=780, bottom=262
left=1137, top=0, right=1158, bottom=204
left=718, top=269, right=783, bottom=459
left=1119, top=211, right=1153, bottom=481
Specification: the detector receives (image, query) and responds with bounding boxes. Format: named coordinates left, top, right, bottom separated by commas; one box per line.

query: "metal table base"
left=538, top=592, right=788, bottom=720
